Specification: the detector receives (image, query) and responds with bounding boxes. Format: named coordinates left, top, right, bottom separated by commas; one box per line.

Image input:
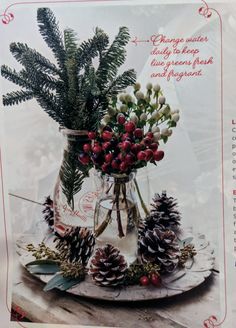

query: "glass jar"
left=53, top=128, right=99, bottom=228
left=94, top=171, right=141, bottom=264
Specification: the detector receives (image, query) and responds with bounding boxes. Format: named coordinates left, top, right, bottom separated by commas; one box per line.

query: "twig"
left=133, top=178, right=149, bottom=216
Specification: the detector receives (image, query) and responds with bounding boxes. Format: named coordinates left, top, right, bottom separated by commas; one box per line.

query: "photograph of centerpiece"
left=78, top=83, right=180, bottom=264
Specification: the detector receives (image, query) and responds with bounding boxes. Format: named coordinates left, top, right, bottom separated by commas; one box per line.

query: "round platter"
left=17, top=228, right=215, bottom=301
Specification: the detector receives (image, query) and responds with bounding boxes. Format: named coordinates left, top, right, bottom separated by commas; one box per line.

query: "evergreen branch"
left=96, top=26, right=130, bottom=89
left=104, top=69, right=136, bottom=96
left=37, top=8, right=66, bottom=72
left=1, top=65, right=32, bottom=89
left=3, top=90, right=34, bottom=106
left=64, top=28, right=77, bottom=58
left=60, top=147, right=86, bottom=208
left=9, top=42, right=60, bottom=76
left=35, top=91, right=64, bottom=125
left=77, top=30, right=109, bottom=71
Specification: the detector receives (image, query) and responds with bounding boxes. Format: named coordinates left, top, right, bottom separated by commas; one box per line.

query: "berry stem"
left=134, top=178, right=149, bottom=216
left=114, top=183, right=125, bottom=238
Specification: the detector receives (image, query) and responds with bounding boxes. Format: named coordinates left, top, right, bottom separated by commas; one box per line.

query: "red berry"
left=88, top=131, right=96, bottom=140
left=125, top=153, right=135, bottom=165
left=150, top=273, right=161, bottom=287
left=122, top=140, right=132, bottom=152
left=102, top=131, right=113, bottom=141
left=117, top=114, right=126, bottom=125
left=93, top=145, right=102, bottom=154
left=131, top=144, right=142, bottom=154
left=111, top=159, right=120, bottom=170
left=134, top=128, right=143, bottom=139
left=122, top=133, right=132, bottom=141
left=105, top=153, right=113, bottom=163
left=137, top=151, right=147, bottom=161
left=149, top=143, right=158, bottom=151
left=102, top=142, right=111, bottom=151
left=78, top=153, right=90, bottom=165
left=146, top=132, right=154, bottom=140
left=125, top=121, right=136, bottom=133
left=140, top=276, right=149, bottom=286
left=153, top=150, right=164, bottom=161
left=83, top=143, right=91, bottom=153
left=120, top=161, right=128, bottom=172
left=145, top=149, right=153, bottom=161
left=144, top=137, right=152, bottom=146
left=118, top=152, right=125, bottom=161
left=102, top=163, right=110, bottom=173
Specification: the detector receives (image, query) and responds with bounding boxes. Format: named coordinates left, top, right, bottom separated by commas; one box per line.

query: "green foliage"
left=1, top=7, right=136, bottom=131
left=43, top=272, right=83, bottom=292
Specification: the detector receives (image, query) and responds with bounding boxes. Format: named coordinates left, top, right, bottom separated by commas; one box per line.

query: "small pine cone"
left=139, top=228, right=181, bottom=273
left=89, top=244, right=127, bottom=287
left=42, top=196, right=54, bottom=228
left=54, top=227, right=95, bottom=266
left=150, top=191, right=181, bottom=229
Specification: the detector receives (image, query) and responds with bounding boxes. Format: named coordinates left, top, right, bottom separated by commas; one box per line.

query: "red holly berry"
left=102, top=163, right=110, bottom=173
left=120, top=161, right=128, bottom=172
left=102, top=131, right=113, bottom=141
left=146, top=132, right=154, bottom=140
left=134, top=128, right=143, bottom=139
left=88, top=131, right=96, bottom=140
left=117, top=114, right=126, bottom=125
left=149, top=143, right=158, bottom=151
left=125, top=153, right=135, bottom=165
left=145, top=149, right=153, bottom=161
left=131, top=144, right=142, bottom=154
left=105, top=153, right=113, bottom=163
left=83, top=143, right=91, bottom=153
left=78, top=153, right=90, bottom=165
left=118, top=152, right=125, bottom=161
left=111, top=159, right=120, bottom=170
left=122, top=133, right=132, bottom=141
left=139, top=276, right=149, bottom=286
left=150, top=273, right=161, bottom=287
left=125, top=121, right=136, bottom=133
left=102, top=142, right=111, bottom=151
left=144, top=137, right=152, bottom=146
left=137, top=151, right=147, bottom=161
left=122, top=140, right=132, bottom=152
left=92, top=145, right=102, bottom=154
left=153, top=150, right=164, bottom=161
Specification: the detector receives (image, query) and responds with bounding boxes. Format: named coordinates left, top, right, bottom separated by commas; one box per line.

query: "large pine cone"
left=149, top=191, right=181, bottom=229
left=139, top=228, right=180, bottom=273
left=89, top=244, right=127, bottom=287
left=54, top=226, right=95, bottom=266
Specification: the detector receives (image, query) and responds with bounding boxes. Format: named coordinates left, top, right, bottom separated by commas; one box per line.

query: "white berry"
left=140, top=113, right=148, bottom=121
left=159, top=96, right=166, bottom=105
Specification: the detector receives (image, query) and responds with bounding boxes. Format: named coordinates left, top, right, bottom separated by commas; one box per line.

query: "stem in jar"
left=114, top=183, right=125, bottom=238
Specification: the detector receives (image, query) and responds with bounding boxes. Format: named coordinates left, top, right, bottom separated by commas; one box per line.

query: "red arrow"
left=131, top=36, right=150, bottom=46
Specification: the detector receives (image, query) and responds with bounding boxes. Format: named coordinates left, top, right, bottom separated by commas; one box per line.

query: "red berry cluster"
left=139, top=272, right=161, bottom=287
left=78, top=121, right=164, bottom=174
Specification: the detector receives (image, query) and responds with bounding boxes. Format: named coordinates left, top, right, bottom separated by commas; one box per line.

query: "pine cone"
left=89, top=244, right=127, bottom=287
left=139, top=228, right=181, bottom=273
left=42, top=196, right=54, bottom=228
left=149, top=191, right=181, bottom=229
left=54, top=226, right=95, bottom=266
left=139, top=215, right=165, bottom=236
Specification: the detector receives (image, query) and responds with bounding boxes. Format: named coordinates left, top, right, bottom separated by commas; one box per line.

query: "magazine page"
left=0, top=0, right=235, bottom=327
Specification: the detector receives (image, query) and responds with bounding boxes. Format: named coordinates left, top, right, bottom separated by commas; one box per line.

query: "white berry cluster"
left=101, top=82, right=180, bottom=144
